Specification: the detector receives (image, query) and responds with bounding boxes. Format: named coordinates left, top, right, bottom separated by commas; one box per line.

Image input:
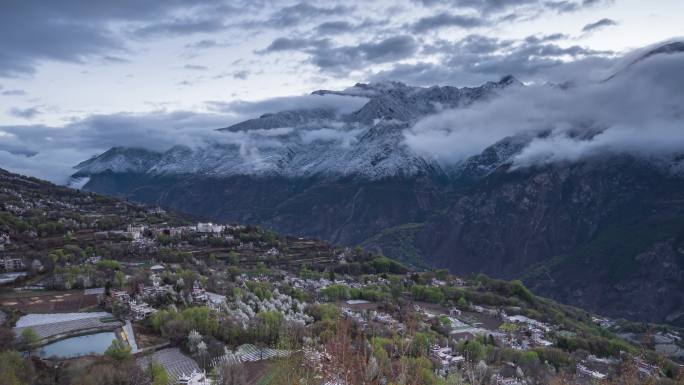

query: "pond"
left=37, top=332, right=119, bottom=359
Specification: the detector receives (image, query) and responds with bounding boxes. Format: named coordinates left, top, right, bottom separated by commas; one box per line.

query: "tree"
left=456, top=296, right=468, bottom=309
left=0, top=350, right=35, bottom=385
left=445, top=372, right=467, bottom=385
left=0, top=326, right=15, bottom=351
left=197, top=341, right=208, bottom=371
left=511, top=280, right=534, bottom=303
left=519, top=350, right=539, bottom=368
left=19, top=328, right=40, bottom=357
left=412, top=332, right=433, bottom=357
left=187, top=330, right=203, bottom=354
left=463, top=360, right=490, bottom=385
left=114, top=270, right=126, bottom=289
left=411, top=285, right=444, bottom=303
left=162, top=319, right=188, bottom=345
left=105, top=339, right=132, bottom=361
left=435, top=269, right=449, bottom=281
left=320, top=284, right=350, bottom=301
left=148, top=361, right=169, bottom=385
left=111, top=300, right=128, bottom=319
left=459, top=339, right=485, bottom=363
left=227, top=251, right=239, bottom=266
left=216, top=361, right=246, bottom=385
left=256, top=311, right=284, bottom=344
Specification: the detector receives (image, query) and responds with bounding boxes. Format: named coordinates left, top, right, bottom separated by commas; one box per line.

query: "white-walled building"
left=196, top=223, right=224, bottom=234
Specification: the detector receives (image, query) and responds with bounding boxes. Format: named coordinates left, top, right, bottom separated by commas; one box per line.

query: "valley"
left=1, top=167, right=683, bottom=384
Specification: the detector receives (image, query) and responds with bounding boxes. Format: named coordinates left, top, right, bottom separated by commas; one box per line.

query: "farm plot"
left=0, top=291, right=99, bottom=313
left=13, top=312, right=120, bottom=340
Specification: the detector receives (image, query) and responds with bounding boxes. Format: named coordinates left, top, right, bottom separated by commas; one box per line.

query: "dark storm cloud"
left=261, top=38, right=330, bottom=53
left=416, top=0, right=537, bottom=12
left=416, top=0, right=612, bottom=18
left=523, top=33, right=568, bottom=44
left=370, top=62, right=486, bottom=87
left=267, top=3, right=355, bottom=27
left=311, top=35, right=420, bottom=73
left=232, top=70, right=250, bottom=80
left=8, top=107, right=40, bottom=119
left=411, top=12, right=486, bottom=33
left=544, top=0, right=613, bottom=13
left=184, top=64, right=210, bottom=71
left=0, top=0, right=242, bottom=77
left=0, top=12, right=123, bottom=77
left=1, top=89, right=27, bottom=96
left=185, top=40, right=225, bottom=49
left=101, top=55, right=130, bottom=64
left=314, top=21, right=354, bottom=35
left=582, top=18, right=618, bottom=32
left=132, top=16, right=228, bottom=38
left=355, top=36, right=420, bottom=62
left=372, top=34, right=614, bottom=86
left=261, top=35, right=420, bottom=73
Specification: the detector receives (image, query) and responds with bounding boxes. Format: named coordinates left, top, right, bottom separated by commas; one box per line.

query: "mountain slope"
left=365, top=155, right=684, bottom=324
left=74, top=77, right=519, bottom=180
left=72, top=42, right=684, bottom=324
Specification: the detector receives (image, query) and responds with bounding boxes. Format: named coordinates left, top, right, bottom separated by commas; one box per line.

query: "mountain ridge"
left=71, top=42, right=684, bottom=324
left=74, top=75, right=521, bottom=181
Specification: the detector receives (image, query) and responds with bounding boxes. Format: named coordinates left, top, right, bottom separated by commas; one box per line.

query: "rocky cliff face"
left=79, top=154, right=684, bottom=324
left=378, top=156, right=684, bottom=325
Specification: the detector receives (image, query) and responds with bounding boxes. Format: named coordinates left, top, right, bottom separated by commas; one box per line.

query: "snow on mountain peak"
left=74, top=78, right=521, bottom=180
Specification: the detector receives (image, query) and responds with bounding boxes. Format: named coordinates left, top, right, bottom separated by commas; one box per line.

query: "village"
left=1, top=168, right=684, bottom=385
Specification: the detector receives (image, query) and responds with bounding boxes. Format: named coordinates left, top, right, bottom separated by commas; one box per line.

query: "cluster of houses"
left=575, top=355, right=615, bottom=381
left=108, top=263, right=228, bottom=321
left=0, top=234, right=23, bottom=273
left=1, top=256, right=24, bottom=272
left=592, top=316, right=616, bottom=329
left=431, top=344, right=464, bottom=371
left=94, top=222, right=242, bottom=242
left=190, top=280, right=227, bottom=310
left=0, top=187, right=674, bottom=385
left=110, top=289, right=158, bottom=321
left=341, top=304, right=406, bottom=334
left=491, top=373, right=524, bottom=385
left=503, top=314, right=553, bottom=348
left=177, top=370, right=211, bottom=385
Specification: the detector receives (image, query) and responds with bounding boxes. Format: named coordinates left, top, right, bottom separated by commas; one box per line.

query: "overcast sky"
left=0, top=0, right=682, bottom=182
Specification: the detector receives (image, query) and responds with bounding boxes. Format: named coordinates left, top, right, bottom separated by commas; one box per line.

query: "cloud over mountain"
left=403, top=42, right=684, bottom=169
left=1, top=39, right=682, bottom=184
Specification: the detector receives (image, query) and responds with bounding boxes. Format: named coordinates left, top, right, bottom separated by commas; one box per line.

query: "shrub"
left=411, top=285, right=444, bottom=304
left=320, top=284, right=350, bottom=301
left=105, top=339, right=132, bottom=361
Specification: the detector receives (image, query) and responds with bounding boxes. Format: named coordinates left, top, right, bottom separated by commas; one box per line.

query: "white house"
left=196, top=223, right=224, bottom=234
left=1, top=257, right=25, bottom=272
left=177, top=371, right=211, bottom=385
left=205, top=292, right=227, bottom=310
left=129, top=300, right=157, bottom=320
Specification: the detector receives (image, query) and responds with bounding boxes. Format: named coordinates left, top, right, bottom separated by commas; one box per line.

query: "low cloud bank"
left=207, top=94, right=368, bottom=117
left=404, top=46, right=684, bottom=169
left=2, top=42, right=683, bottom=183
left=0, top=93, right=368, bottom=183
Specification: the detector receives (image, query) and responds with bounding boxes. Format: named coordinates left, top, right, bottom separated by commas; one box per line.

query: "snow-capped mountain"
left=74, top=76, right=521, bottom=180
left=70, top=42, right=684, bottom=325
